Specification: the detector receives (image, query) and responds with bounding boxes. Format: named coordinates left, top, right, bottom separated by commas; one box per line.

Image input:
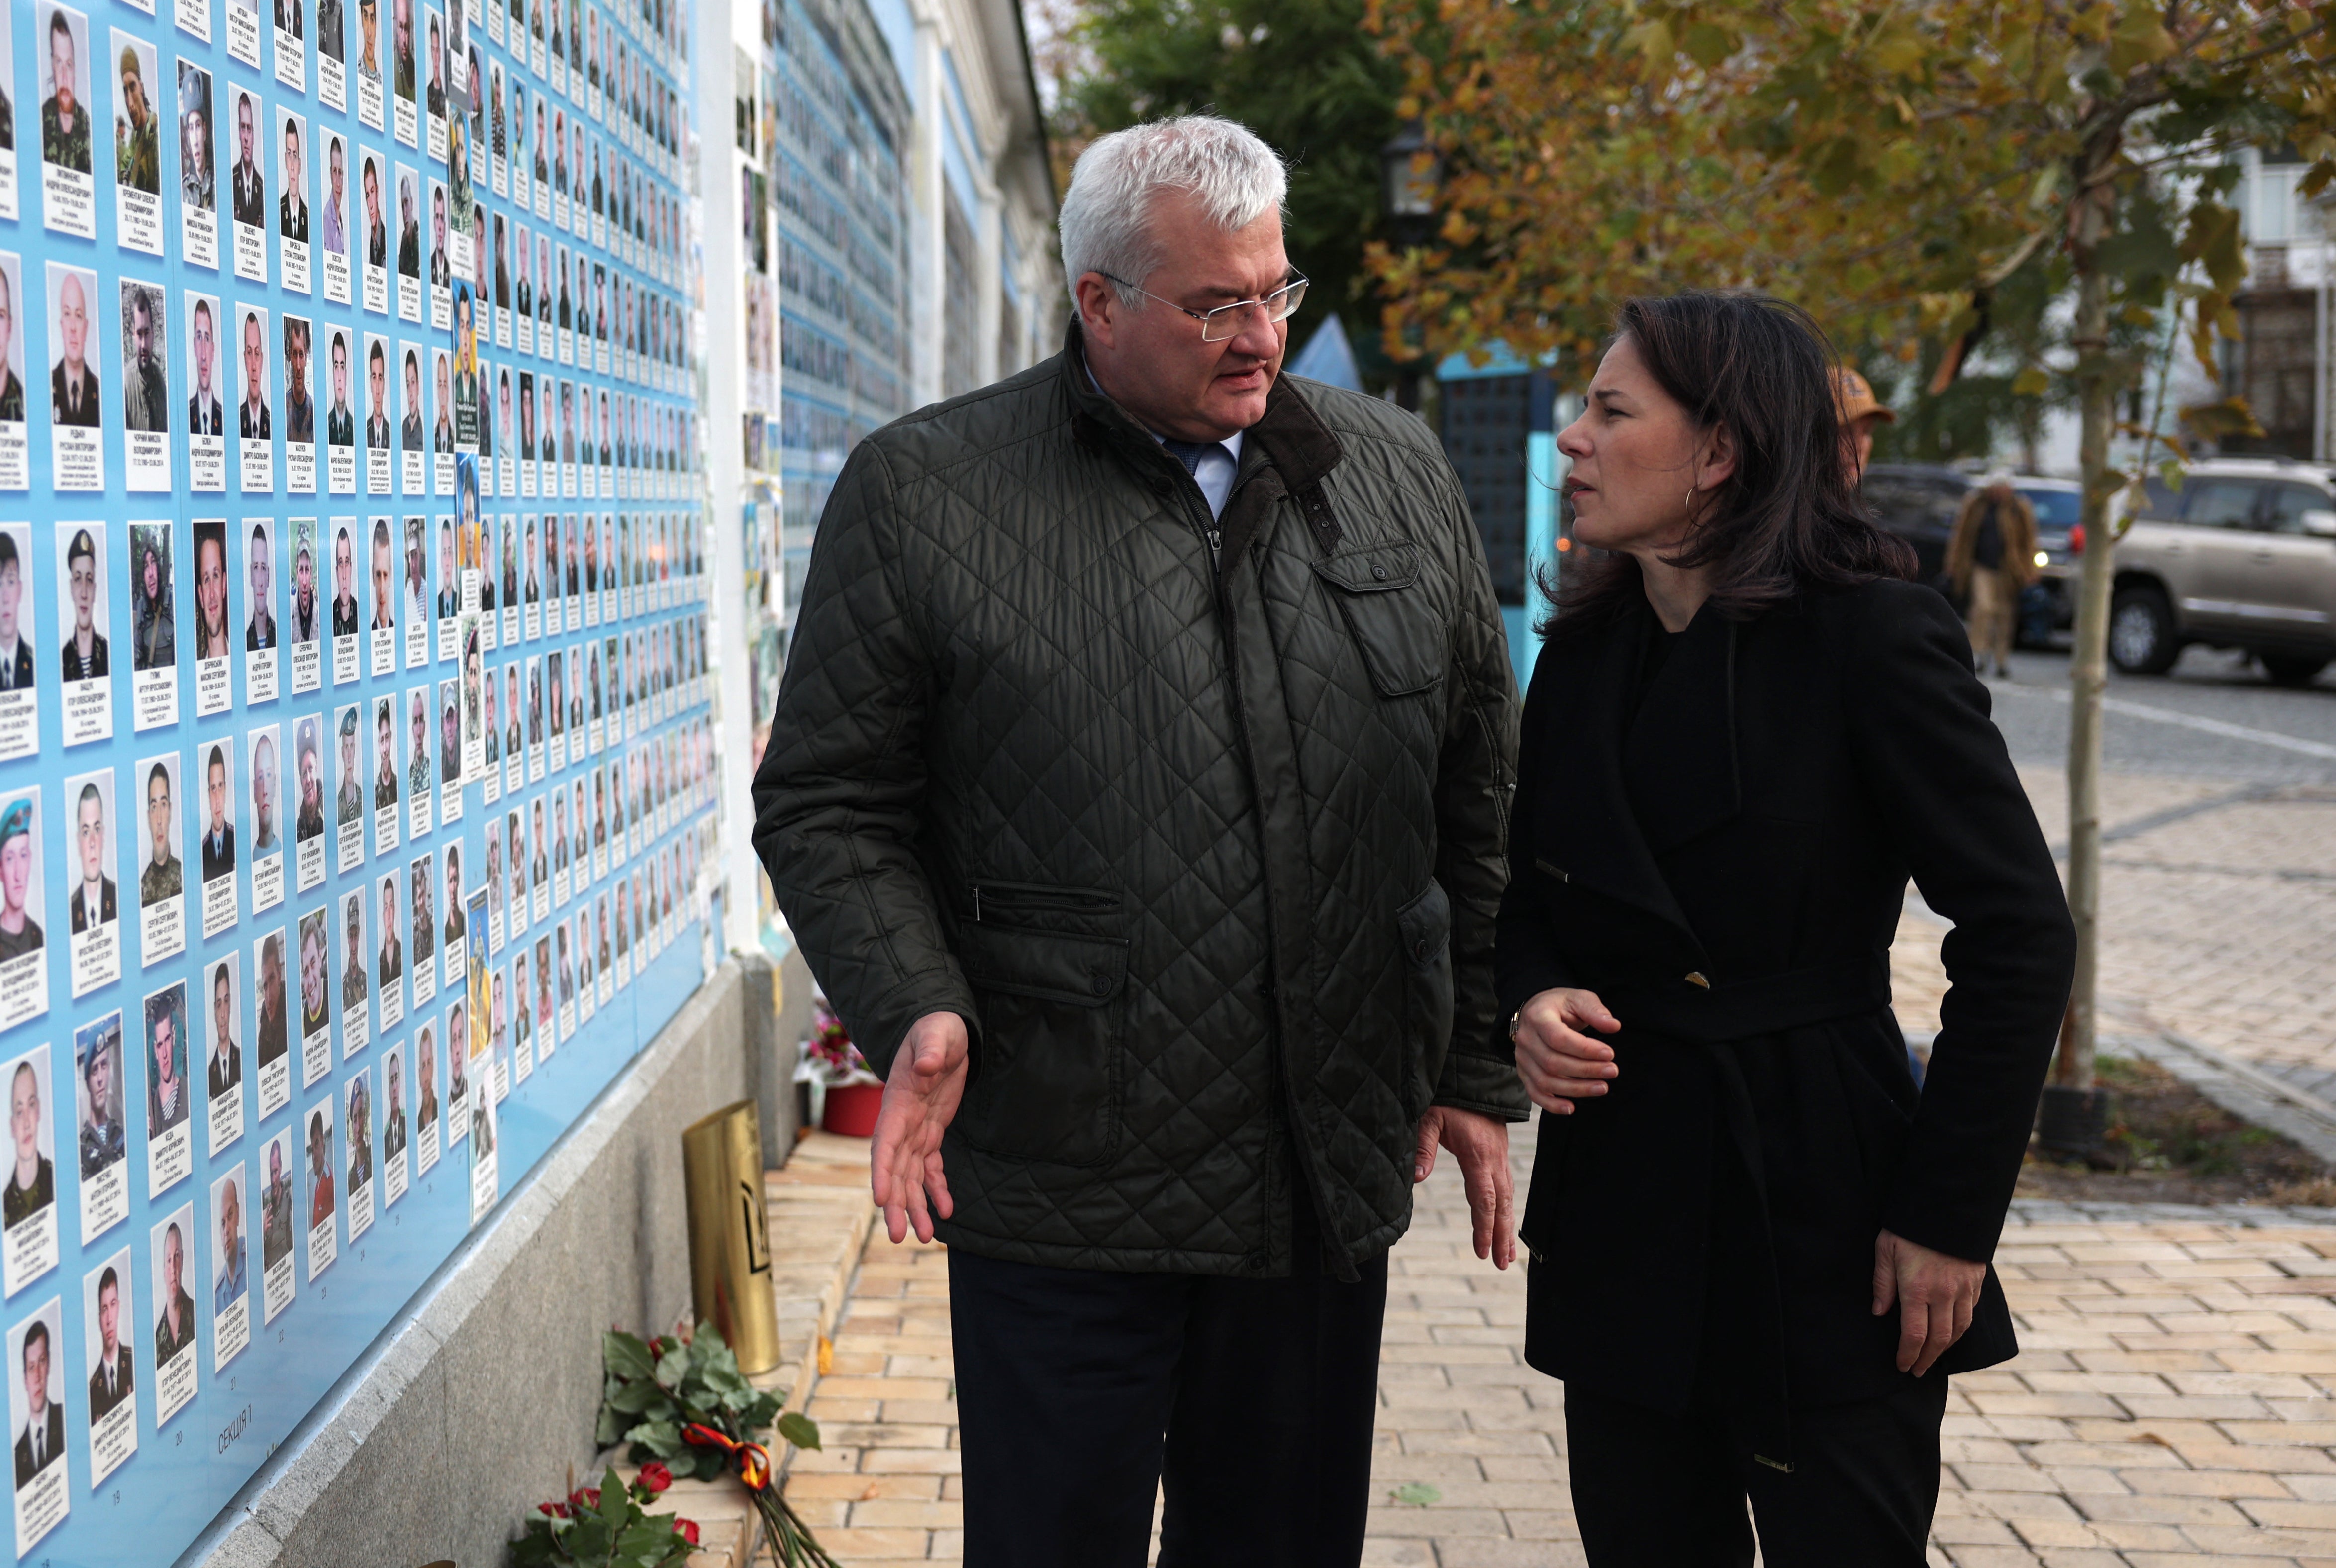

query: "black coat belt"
left=1588, top=953, right=1896, bottom=1473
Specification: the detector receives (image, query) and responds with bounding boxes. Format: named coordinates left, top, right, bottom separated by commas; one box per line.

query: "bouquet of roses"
left=797, top=999, right=877, bottom=1088
left=596, top=1321, right=837, bottom=1568
left=513, top=1464, right=699, bottom=1568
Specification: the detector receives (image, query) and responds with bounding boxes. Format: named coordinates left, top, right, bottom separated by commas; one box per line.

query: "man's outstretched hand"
left=1413, top=1105, right=1515, bottom=1269
left=870, top=1011, right=969, bottom=1245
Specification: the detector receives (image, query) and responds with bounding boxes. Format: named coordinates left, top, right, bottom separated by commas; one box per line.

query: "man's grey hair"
left=1060, top=115, right=1286, bottom=308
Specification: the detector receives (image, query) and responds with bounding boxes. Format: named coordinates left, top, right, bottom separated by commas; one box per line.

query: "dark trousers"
left=1564, top=1374, right=1949, bottom=1567
left=948, top=1212, right=1388, bottom=1568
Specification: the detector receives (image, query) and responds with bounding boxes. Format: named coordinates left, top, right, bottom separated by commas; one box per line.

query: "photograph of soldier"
left=118, top=280, right=167, bottom=434
left=75, top=1016, right=122, bottom=1181
left=431, top=351, right=452, bottom=453
left=67, top=781, right=113, bottom=937
left=237, top=306, right=269, bottom=438
left=396, top=168, right=418, bottom=279
left=365, top=336, right=390, bottom=450
left=415, top=1022, right=437, bottom=1133
left=330, top=522, right=358, bottom=635
left=176, top=61, right=214, bottom=214
left=129, top=523, right=174, bottom=672
left=404, top=518, right=427, bottom=627
left=193, top=521, right=230, bottom=663
left=293, top=716, right=324, bottom=843
left=373, top=697, right=396, bottom=806
left=152, top=1213, right=196, bottom=1371
left=274, top=0, right=302, bottom=42
left=442, top=845, right=463, bottom=947
left=254, top=930, right=288, bottom=1071
left=321, top=134, right=346, bottom=256
left=358, top=0, right=378, bottom=78
left=60, top=527, right=105, bottom=683
left=47, top=264, right=99, bottom=427
left=245, top=521, right=277, bottom=651
left=375, top=876, right=400, bottom=987
left=428, top=183, right=448, bottom=287
left=295, top=907, right=326, bottom=1039
left=288, top=521, right=319, bottom=645
left=277, top=111, right=306, bottom=241
left=3, top=1053, right=52, bottom=1228
left=86, top=1259, right=130, bottom=1422
left=145, top=983, right=188, bottom=1137
left=333, top=706, right=361, bottom=829
left=392, top=0, right=413, bottom=101
left=400, top=348, right=423, bottom=449
left=112, top=34, right=158, bottom=196
left=305, top=1107, right=332, bottom=1227
left=198, top=742, right=234, bottom=881
left=0, top=533, right=29, bottom=696
left=211, top=1169, right=246, bottom=1313
left=38, top=4, right=92, bottom=177
left=281, top=316, right=312, bottom=444
left=11, top=1310, right=64, bottom=1490
left=408, top=687, right=430, bottom=796
left=229, top=87, right=263, bottom=229
left=248, top=729, right=279, bottom=855
left=424, top=10, right=443, bottom=118
left=325, top=329, right=353, bottom=449
left=410, top=852, right=434, bottom=966
left=204, top=957, right=239, bottom=1100
left=185, top=294, right=223, bottom=435
left=370, top=519, right=394, bottom=631
left=361, top=150, right=385, bottom=267
left=0, top=259, right=24, bottom=425
left=317, top=0, right=342, bottom=61
left=345, top=1073, right=370, bottom=1190
left=259, top=1132, right=292, bottom=1272
left=338, top=890, right=365, bottom=1008
left=138, top=758, right=181, bottom=908
left=384, top=1050, right=405, bottom=1159
left=438, top=680, right=458, bottom=784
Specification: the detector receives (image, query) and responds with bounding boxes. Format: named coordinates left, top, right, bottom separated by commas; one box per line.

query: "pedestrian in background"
left=1947, top=470, right=2039, bottom=677
left=753, top=115, right=1523, bottom=1568
left=1500, top=292, right=2073, bottom=1566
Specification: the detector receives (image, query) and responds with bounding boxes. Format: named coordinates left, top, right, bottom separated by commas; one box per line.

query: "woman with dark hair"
left=1501, top=292, right=2073, bottom=1563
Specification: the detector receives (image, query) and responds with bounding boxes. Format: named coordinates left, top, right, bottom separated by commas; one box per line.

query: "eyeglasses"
left=1101, top=273, right=1309, bottom=342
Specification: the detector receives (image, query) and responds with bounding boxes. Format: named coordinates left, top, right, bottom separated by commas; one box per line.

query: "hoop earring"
left=1684, top=487, right=1696, bottom=512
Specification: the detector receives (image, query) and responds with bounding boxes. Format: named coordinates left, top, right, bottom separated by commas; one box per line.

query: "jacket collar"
left=1060, top=317, right=1344, bottom=501
left=1536, top=596, right=1743, bottom=957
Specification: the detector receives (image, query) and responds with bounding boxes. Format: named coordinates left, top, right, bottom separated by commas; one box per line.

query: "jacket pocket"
left=1397, top=880, right=1455, bottom=1119
left=954, top=883, right=1128, bottom=1167
left=1313, top=545, right=1444, bottom=698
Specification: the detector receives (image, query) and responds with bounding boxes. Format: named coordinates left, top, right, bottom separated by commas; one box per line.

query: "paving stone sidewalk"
left=774, top=1118, right=2336, bottom=1566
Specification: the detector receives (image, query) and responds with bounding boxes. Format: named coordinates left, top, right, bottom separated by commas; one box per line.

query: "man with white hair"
left=754, top=115, right=1521, bottom=1565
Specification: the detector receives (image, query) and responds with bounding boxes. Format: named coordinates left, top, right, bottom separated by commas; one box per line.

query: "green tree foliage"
left=1049, top=0, right=1404, bottom=351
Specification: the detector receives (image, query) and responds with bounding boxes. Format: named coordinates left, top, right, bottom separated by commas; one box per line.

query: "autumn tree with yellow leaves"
left=1369, top=0, right=2336, bottom=1133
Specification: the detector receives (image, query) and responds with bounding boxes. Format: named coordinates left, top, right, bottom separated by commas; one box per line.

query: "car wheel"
left=2260, top=652, right=2330, bottom=687
left=2108, top=586, right=2180, bottom=675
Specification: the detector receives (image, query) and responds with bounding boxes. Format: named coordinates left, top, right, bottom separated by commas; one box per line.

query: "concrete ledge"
left=181, top=950, right=814, bottom=1568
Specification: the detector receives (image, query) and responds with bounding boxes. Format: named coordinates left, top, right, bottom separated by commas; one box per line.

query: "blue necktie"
left=1161, top=439, right=1210, bottom=476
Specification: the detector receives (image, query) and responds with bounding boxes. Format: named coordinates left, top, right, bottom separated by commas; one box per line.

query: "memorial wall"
left=0, top=0, right=716, bottom=1555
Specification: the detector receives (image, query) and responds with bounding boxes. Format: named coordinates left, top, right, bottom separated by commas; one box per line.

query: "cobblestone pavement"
left=778, top=1119, right=2336, bottom=1566
left=1891, top=766, right=2336, bottom=1103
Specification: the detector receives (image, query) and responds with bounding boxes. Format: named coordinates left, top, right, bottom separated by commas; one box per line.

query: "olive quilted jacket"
left=752, top=327, right=1524, bottom=1277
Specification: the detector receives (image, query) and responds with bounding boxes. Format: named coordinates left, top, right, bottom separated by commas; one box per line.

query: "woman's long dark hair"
left=1539, top=291, right=1915, bottom=636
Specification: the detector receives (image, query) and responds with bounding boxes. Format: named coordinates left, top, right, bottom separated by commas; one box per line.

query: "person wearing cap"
left=61, top=528, right=107, bottom=683
left=0, top=801, right=38, bottom=962
left=1831, top=366, right=1895, bottom=479
left=1947, top=472, right=2040, bottom=679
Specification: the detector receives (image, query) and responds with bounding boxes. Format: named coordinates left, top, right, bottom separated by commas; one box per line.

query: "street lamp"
left=1379, top=123, right=1440, bottom=411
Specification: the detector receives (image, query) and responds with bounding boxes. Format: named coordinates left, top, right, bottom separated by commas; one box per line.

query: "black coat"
left=1498, top=580, right=2072, bottom=1459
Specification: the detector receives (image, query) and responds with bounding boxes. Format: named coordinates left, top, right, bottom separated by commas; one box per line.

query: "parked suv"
left=2108, top=456, right=2336, bottom=685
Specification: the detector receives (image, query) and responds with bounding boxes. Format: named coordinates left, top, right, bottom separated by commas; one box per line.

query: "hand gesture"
left=1511, top=987, right=1622, bottom=1114
left=869, top=1010, right=969, bottom=1245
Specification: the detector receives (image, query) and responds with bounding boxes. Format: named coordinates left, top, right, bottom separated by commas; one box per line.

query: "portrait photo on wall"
left=176, top=60, right=216, bottom=268
left=63, top=769, right=117, bottom=1001
left=55, top=524, right=108, bottom=747
left=207, top=1160, right=250, bottom=1371
left=236, top=303, right=272, bottom=493
left=148, top=1200, right=197, bottom=1426
left=228, top=85, right=265, bottom=280
left=37, top=1, right=97, bottom=239
left=71, top=1011, right=123, bottom=1245
left=0, top=793, right=46, bottom=1035
left=0, top=252, right=25, bottom=490
left=110, top=29, right=162, bottom=254
left=2, top=1042, right=59, bottom=1298
left=45, top=262, right=101, bottom=491
left=9, top=1296, right=70, bottom=1553
left=319, top=131, right=350, bottom=305
left=136, top=750, right=185, bottom=966
left=80, top=1245, right=133, bottom=1486
left=201, top=951, right=241, bottom=1155
left=142, top=978, right=192, bottom=1197
left=252, top=924, right=290, bottom=1119
left=118, top=277, right=171, bottom=491
left=276, top=108, right=309, bottom=294
left=128, top=519, right=181, bottom=732
left=195, top=737, right=239, bottom=938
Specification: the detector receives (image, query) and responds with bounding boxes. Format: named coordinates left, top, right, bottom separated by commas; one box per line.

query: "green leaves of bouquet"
left=513, top=1464, right=702, bottom=1568
left=597, top=1324, right=820, bottom=1482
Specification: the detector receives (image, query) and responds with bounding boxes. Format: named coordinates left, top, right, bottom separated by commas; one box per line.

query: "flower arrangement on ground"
left=513, top=1464, right=699, bottom=1568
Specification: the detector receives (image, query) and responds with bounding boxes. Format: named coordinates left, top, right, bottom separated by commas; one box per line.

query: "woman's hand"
left=1872, top=1229, right=1986, bottom=1376
left=1511, top=988, right=1622, bottom=1115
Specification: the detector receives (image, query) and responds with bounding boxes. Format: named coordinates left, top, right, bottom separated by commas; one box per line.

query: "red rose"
left=676, top=1518, right=700, bottom=1546
left=638, top=1462, right=673, bottom=1494
left=573, top=1487, right=600, bottom=1510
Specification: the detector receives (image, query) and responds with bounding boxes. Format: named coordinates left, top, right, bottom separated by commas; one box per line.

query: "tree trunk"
left=2057, top=160, right=2117, bottom=1095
